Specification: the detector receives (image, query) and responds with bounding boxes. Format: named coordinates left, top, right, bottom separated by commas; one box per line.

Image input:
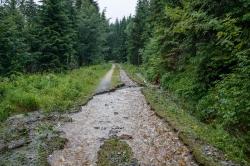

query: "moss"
left=97, top=138, right=137, bottom=166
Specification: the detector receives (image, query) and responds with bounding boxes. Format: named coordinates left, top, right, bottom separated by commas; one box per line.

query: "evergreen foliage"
left=76, top=0, right=108, bottom=65
left=0, top=0, right=109, bottom=74
left=107, top=17, right=132, bottom=62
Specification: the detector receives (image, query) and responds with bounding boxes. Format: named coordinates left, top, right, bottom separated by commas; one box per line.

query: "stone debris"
left=48, top=69, right=197, bottom=166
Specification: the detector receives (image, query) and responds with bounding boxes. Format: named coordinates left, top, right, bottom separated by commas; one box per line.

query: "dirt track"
left=48, top=67, right=197, bottom=166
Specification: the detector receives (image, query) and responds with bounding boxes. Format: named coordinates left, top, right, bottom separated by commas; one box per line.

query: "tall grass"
left=0, top=64, right=110, bottom=121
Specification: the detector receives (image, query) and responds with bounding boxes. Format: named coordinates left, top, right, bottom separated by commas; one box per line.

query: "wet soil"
left=0, top=112, right=69, bottom=166
left=48, top=69, right=197, bottom=166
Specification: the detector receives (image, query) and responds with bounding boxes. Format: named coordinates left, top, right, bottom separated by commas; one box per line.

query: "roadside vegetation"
left=112, top=0, right=249, bottom=165
left=122, top=64, right=144, bottom=86
left=144, top=88, right=249, bottom=165
left=0, top=64, right=110, bottom=121
left=124, top=66, right=250, bottom=165
left=111, top=65, right=122, bottom=89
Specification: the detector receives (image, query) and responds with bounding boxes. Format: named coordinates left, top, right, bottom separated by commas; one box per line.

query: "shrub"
left=198, top=71, right=250, bottom=133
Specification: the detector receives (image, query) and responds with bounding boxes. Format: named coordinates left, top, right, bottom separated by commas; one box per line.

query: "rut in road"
left=48, top=67, right=197, bottom=166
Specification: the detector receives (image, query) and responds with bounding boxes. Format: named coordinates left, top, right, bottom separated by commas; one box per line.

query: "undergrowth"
left=143, top=88, right=249, bottom=165
left=124, top=65, right=250, bottom=165
left=0, top=64, right=110, bottom=121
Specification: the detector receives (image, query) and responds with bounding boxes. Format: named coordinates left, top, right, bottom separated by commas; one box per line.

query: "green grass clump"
left=97, top=138, right=137, bottom=166
left=0, top=64, right=110, bottom=121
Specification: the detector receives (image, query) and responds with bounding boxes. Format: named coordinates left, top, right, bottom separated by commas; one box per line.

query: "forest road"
left=96, top=64, right=115, bottom=93
left=48, top=66, right=197, bottom=166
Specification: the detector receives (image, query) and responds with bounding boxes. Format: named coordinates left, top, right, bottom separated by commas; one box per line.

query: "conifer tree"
left=127, top=0, right=150, bottom=65
left=37, top=0, right=76, bottom=71
left=76, top=0, right=107, bottom=65
left=0, top=0, right=29, bottom=75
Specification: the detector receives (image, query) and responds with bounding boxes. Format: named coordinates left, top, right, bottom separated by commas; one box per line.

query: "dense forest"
left=0, top=0, right=109, bottom=75
left=109, top=0, right=250, bottom=158
left=0, top=0, right=250, bottom=164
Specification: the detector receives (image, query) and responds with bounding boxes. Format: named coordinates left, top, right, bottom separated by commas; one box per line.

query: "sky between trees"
left=97, top=0, right=137, bottom=22
left=33, top=0, right=137, bottom=22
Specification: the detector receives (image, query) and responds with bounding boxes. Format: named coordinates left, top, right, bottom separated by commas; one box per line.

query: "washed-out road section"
left=48, top=66, right=197, bottom=165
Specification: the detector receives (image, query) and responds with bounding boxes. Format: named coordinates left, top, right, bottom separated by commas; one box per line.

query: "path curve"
left=48, top=69, right=197, bottom=166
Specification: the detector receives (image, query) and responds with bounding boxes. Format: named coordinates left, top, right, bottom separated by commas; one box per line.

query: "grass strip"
left=0, top=64, right=111, bottom=121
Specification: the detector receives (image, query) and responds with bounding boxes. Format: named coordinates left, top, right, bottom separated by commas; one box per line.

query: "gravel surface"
left=48, top=69, right=197, bottom=166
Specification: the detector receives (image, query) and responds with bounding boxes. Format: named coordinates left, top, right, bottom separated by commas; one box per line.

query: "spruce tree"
left=127, top=0, right=149, bottom=65
left=76, top=0, right=106, bottom=65
left=0, top=0, right=29, bottom=75
left=37, top=0, right=76, bottom=71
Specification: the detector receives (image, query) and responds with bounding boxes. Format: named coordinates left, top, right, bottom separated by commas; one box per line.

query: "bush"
left=198, top=70, right=250, bottom=133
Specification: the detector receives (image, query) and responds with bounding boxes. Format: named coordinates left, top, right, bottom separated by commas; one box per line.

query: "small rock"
left=130, top=158, right=139, bottom=166
left=114, top=112, right=119, bottom=115
left=8, top=138, right=27, bottom=150
left=119, top=134, right=133, bottom=140
left=98, top=137, right=106, bottom=142
left=94, top=127, right=100, bottom=129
